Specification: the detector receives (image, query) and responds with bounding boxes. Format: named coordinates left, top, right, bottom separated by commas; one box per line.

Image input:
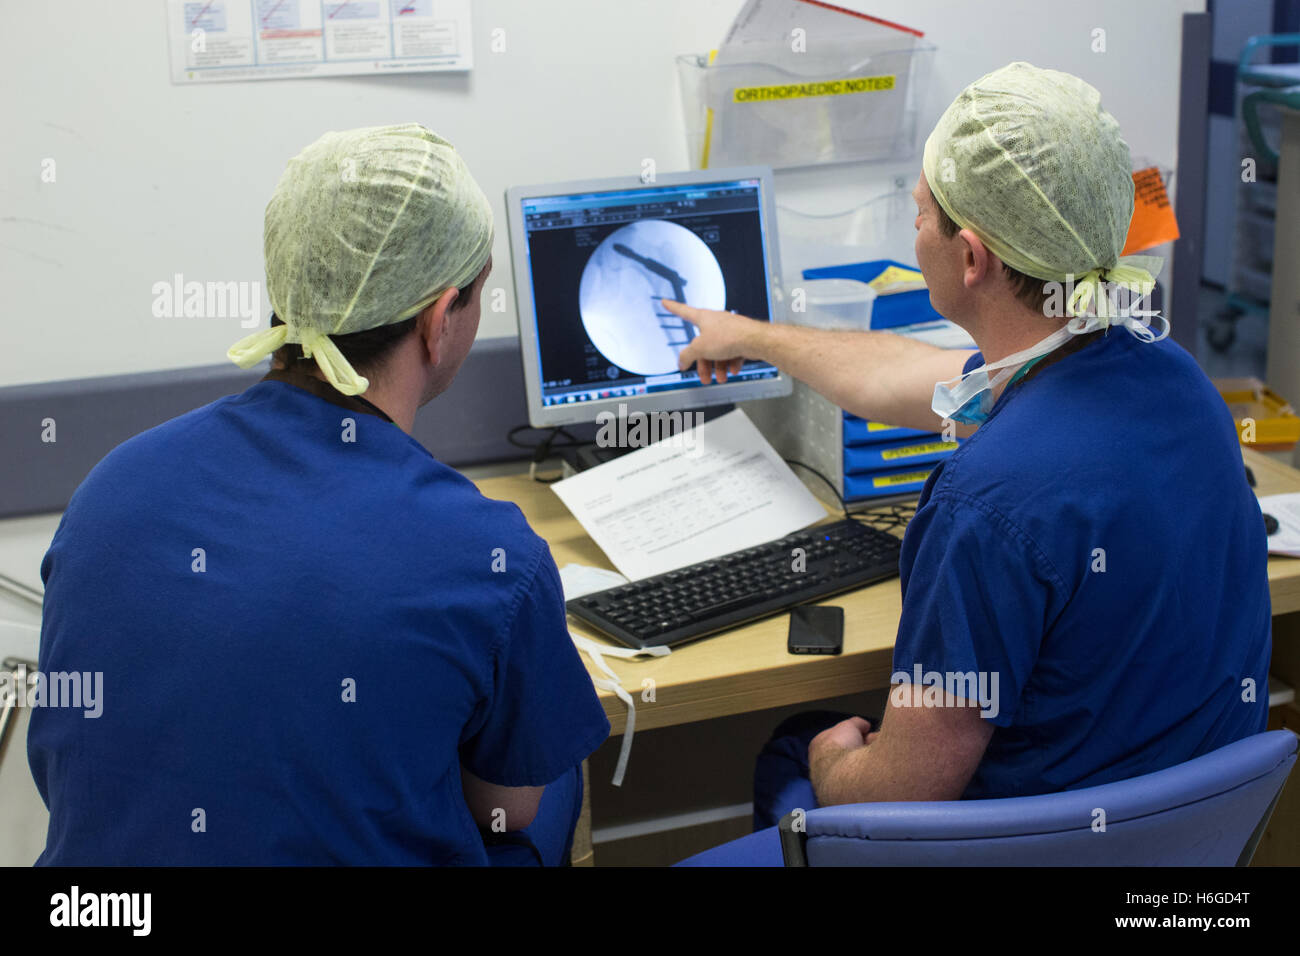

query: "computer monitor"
left=506, top=166, right=791, bottom=428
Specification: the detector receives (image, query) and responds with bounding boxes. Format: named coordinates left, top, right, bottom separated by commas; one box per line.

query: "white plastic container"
left=794, top=278, right=875, bottom=330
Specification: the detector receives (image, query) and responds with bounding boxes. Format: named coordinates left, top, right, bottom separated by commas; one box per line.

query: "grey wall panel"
left=0, top=337, right=565, bottom=518
left=1, top=364, right=264, bottom=518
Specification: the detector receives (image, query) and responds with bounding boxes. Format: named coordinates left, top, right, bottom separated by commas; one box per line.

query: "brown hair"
left=272, top=264, right=488, bottom=376
left=930, top=189, right=1054, bottom=313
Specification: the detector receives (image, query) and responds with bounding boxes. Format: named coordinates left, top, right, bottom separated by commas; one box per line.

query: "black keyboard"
left=566, top=518, right=903, bottom=648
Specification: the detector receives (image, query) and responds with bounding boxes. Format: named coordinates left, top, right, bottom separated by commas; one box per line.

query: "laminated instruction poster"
left=167, top=0, right=472, bottom=83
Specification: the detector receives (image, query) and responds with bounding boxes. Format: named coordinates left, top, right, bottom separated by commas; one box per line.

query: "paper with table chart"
left=550, top=409, right=828, bottom=581
left=1258, top=493, right=1300, bottom=558
left=166, top=0, right=472, bottom=84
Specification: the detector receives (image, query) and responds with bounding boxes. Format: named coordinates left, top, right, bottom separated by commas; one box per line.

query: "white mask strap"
left=570, top=633, right=670, bottom=787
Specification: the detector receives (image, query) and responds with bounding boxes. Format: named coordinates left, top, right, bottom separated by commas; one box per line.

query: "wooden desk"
left=477, top=447, right=1300, bottom=736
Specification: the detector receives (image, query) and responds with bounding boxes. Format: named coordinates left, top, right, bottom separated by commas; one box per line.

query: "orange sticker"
left=1122, top=167, right=1180, bottom=255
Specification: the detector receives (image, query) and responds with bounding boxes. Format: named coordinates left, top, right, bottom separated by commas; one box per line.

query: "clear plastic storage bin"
left=775, top=183, right=915, bottom=285
left=677, top=38, right=934, bottom=170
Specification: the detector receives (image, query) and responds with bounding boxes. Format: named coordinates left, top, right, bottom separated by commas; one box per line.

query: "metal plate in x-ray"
left=578, top=219, right=726, bottom=376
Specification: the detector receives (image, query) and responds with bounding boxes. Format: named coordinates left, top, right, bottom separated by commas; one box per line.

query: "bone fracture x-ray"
left=579, top=219, right=727, bottom=376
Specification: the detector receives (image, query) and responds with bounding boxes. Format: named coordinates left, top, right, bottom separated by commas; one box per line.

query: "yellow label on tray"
left=867, top=265, right=926, bottom=294
left=872, top=470, right=931, bottom=488
left=866, top=421, right=895, bottom=432
left=880, top=441, right=958, bottom=461
left=733, top=74, right=895, bottom=103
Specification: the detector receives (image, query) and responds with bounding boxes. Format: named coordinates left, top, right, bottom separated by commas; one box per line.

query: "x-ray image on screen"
left=578, top=219, right=727, bottom=376
left=514, top=175, right=778, bottom=412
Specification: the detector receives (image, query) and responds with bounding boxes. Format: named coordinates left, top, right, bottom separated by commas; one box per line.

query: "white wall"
left=1, top=0, right=1203, bottom=388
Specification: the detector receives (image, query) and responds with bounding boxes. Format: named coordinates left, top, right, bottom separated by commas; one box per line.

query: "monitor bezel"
left=505, top=165, right=792, bottom=429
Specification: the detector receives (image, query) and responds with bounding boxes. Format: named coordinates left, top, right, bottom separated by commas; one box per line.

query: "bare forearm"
left=811, top=743, right=895, bottom=807
left=810, top=700, right=993, bottom=805
left=744, top=322, right=975, bottom=433
left=812, top=742, right=970, bottom=805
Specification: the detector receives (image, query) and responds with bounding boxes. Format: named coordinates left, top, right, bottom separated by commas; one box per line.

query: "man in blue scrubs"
left=665, top=64, right=1271, bottom=861
left=29, top=124, right=609, bottom=865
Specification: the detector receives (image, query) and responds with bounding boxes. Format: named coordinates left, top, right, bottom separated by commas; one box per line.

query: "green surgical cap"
left=922, top=62, right=1161, bottom=318
left=228, top=123, right=494, bottom=395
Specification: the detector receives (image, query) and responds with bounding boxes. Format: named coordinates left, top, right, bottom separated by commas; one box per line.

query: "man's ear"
left=417, top=287, right=460, bottom=365
left=958, top=228, right=992, bottom=290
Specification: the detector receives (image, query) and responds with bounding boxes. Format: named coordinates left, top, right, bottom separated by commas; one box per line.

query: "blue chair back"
left=780, top=730, right=1298, bottom=866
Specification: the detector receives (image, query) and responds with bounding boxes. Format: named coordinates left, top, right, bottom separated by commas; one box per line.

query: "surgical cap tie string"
left=1066, top=257, right=1159, bottom=320
left=1061, top=256, right=1170, bottom=344
left=227, top=325, right=371, bottom=396
left=227, top=324, right=287, bottom=367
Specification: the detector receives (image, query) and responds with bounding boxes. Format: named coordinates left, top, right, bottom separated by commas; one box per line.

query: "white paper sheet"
left=1258, top=492, right=1300, bottom=558
left=551, top=409, right=829, bottom=581
left=167, top=0, right=472, bottom=84
left=557, top=564, right=628, bottom=602
left=720, top=0, right=916, bottom=53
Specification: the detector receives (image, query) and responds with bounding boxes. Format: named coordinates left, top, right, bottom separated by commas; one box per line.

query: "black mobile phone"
left=787, top=605, right=844, bottom=655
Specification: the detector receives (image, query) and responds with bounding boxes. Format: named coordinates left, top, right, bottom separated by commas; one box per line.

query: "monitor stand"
left=560, top=442, right=638, bottom=476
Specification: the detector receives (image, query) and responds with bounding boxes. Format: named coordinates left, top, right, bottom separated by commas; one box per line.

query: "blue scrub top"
left=29, top=377, right=610, bottom=864
left=893, top=330, right=1272, bottom=798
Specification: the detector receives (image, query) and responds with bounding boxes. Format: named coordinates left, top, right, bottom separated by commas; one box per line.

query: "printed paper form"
left=551, top=409, right=829, bottom=581
left=167, top=0, right=472, bottom=84
left=1258, top=493, right=1300, bottom=558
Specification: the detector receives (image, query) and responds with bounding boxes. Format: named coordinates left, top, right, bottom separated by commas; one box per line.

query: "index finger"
left=659, top=298, right=701, bottom=325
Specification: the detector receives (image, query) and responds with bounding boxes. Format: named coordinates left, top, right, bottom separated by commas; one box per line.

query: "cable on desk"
left=507, top=424, right=584, bottom=483
left=784, top=459, right=847, bottom=514
left=783, top=459, right=916, bottom=534
left=855, top=502, right=917, bottom=535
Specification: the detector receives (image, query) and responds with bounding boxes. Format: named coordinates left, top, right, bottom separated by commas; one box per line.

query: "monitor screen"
left=508, top=169, right=788, bottom=426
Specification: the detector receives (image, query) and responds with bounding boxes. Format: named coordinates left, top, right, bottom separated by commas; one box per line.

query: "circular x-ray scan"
left=578, top=220, right=726, bottom=376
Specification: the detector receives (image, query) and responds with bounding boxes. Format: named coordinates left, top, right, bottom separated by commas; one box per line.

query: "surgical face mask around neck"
left=931, top=311, right=1169, bottom=426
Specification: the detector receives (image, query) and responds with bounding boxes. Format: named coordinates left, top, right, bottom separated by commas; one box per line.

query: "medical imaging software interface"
left=520, top=178, right=779, bottom=407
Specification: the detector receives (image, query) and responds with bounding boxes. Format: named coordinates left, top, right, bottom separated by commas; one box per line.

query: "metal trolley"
left=1210, top=33, right=1300, bottom=352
